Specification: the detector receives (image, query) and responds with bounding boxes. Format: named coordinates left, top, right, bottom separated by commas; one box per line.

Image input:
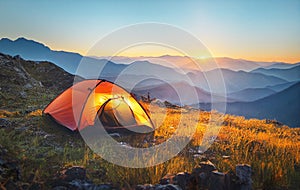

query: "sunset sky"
left=0, top=0, right=299, bottom=63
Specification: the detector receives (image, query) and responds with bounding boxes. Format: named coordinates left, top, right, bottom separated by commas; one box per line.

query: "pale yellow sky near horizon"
left=39, top=32, right=300, bottom=64
left=1, top=1, right=300, bottom=64
left=46, top=42, right=300, bottom=64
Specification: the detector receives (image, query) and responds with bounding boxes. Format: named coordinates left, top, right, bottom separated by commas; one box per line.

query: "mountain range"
left=0, top=37, right=299, bottom=127
left=226, top=81, right=300, bottom=127
left=251, top=65, right=300, bottom=81
left=97, top=55, right=297, bottom=72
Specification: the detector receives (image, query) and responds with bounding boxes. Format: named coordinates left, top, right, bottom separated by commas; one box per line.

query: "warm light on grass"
left=0, top=103, right=299, bottom=189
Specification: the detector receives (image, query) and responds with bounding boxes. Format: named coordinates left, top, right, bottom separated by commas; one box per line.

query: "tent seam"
left=77, top=79, right=105, bottom=130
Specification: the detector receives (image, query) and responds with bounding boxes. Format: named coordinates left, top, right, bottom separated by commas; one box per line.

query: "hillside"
left=266, top=81, right=298, bottom=92
left=226, top=82, right=300, bottom=127
left=251, top=65, right=300, bottom=81
left=133, top=81, right=227, bottom=105
left=0, top=37, right=82, bottom=74
left=263, top=62, right=300, bottom=69
left=189, top=68, right=287, bottom=93
left=0, top=53, right=77, bottom=110
left=228, top=87, right=276, bottom=102
left=0, top=37, right=131, bottom=78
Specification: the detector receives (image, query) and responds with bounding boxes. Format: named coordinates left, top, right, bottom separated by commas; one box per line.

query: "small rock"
left=52, top=166, right=116, bottom=190
left=4, top=179, right=18, bottom=190
left=155, top=184, right=182, bottom=190
left=29, top=182, right=43, bottom=190
left=174, top=172, right=190, bottom=190
left=15, top=126, right=29, bottom=132
left=222, top=155, right=230, bottom=159
left=199, top=172, right=207, bottom=180
left=199, top=160, right=217, bottom=173
left=63, top=166, right=86, bottom=181
left=24, top=83, right=33, bottom=89
left=19, top=91, right=27, bottom=99
left=160, top=173, right=175, bottom=185
left=21, top=184, right=31, bottom=190
left=0, top=158, right=21, bottom=186
left=193, top=154, right=206, bottom=159
left=94, top=183, right=116, bottom=190
left=44, top=134, right=54, bottom=139
left=52, top=186, right=68, bottom=190
left=0, top=158, right=6, bottom=165
left=0, top=118, right=11, bottom=128
left=294, top=164, right=300, bottom=172
left=109, top=133, right=121, bottom=138
left=188, top=160, right=217, bottom=189
left=195, top=147, right=204, bottom=154
left=236, top=164, right=252, bottom=190
left=136, top=184, right=156, bottom=190
left=225, top=170, right=238, bottom=190
left=210, top=171, right=226, bottom=190
left=38, top=81, right=43, bottom=87
left=236, top=164, right=252, bottom=184
left=68, top=180, right=115, bottom=190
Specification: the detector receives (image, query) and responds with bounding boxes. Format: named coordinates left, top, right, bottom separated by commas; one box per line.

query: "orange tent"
left=43, top=79, right=154, bottom=131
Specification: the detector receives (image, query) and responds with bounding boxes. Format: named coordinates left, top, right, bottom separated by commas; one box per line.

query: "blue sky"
left=0, top=0, right=299, bottom=62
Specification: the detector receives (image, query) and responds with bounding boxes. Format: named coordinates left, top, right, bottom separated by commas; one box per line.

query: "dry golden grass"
left=0, top=109, right=20, bottom=118
left=27, top=109, right=43, bottom=117
left=143, top=103, right=300, bottom=188
left=0, top=103, right=299, bottom=189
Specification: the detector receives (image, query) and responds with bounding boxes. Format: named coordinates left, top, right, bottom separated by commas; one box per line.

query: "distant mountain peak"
left=130, top=60, right=152, bottom=64
left=15, top=37, right=28, bottom=41
left=14, top=37, right=39, bottom=42
left=0, top=37, right=12, bottom=42
left=1, top=37, right=50, bottom=50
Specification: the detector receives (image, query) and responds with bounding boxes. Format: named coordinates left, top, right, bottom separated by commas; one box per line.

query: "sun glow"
left=111, top=44, right=186, bottom=57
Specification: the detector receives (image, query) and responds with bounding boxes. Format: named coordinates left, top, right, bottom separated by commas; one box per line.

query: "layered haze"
left=0, top=37, right=299, bottom=127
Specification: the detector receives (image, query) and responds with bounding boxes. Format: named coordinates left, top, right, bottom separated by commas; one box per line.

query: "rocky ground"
left=49, top=162, right=252, bottom=190
left=0, top=53, right=77, bottom=110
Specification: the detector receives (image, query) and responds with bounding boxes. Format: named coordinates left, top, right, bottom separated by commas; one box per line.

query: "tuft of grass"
left=0, top=109, right=20, bottom=118
left=27, top=109, right=43, bottom=117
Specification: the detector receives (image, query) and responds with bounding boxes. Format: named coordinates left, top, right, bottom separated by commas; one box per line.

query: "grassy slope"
left=1, top=103, right=300, bottom=189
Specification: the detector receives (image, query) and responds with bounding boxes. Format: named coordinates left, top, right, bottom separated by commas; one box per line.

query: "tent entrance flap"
left=98, top=98, right=137, bottom=128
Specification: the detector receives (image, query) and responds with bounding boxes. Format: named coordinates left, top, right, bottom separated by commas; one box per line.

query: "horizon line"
left=1, top=37, right=299, bottom=64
